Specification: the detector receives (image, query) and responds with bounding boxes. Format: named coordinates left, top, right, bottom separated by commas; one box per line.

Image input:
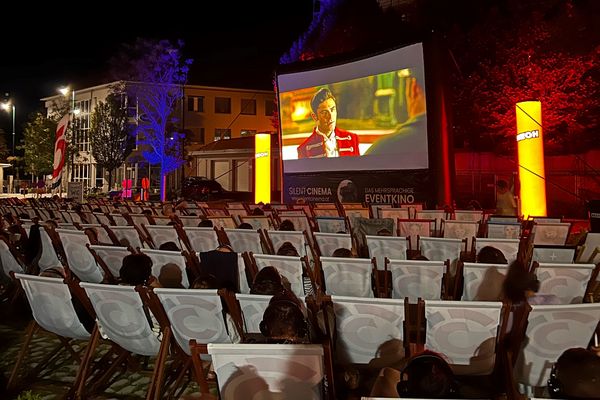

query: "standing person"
left=297, top=88, right=360, bottom=159
left=495, top=179, right=517, bottom=216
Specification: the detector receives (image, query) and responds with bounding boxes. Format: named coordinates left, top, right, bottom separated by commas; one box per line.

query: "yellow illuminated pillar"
left=516, top=100, right=547, bottom=217
left=255, top=133, right=271, bottom=204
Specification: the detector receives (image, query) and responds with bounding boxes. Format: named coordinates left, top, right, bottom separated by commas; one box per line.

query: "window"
left=215, top=97, right=231, bottom=114
left=188, top=96, right=204, bottom=112
left=241, top=99, right=256, bottom=115
left=265, top=99, right=276, bottom=116
left=214, top=128, right=231, bottom=141
left=199, top=127, right=205, bottom=143
left=240, top=129, right=256, bottom=136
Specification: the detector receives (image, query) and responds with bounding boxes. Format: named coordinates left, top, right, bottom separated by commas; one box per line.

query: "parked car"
left=181, top=177, right=251, bottom=202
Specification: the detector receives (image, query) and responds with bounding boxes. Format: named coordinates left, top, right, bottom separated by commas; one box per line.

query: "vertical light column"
left=516, top=100, right=546, bottom=217
left=255, top=133, right=271, bottom=204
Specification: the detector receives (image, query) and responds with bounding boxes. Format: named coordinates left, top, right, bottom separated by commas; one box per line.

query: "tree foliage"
left=89, top=87, right=132, bottom=188
left=447, top=1, right=600, bottom=154
left=110, top=38, right=192, bottom=200
left=20, top=112, right=57, bottom=176
left=0, top=129, right=9, bottom=162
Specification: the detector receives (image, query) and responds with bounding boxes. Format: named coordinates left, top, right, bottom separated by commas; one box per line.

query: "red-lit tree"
left=448, top=2, right=600, bottom=154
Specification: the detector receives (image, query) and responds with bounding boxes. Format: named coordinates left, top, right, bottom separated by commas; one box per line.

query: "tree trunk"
left=160, top=164, right=166, bottom=202
left=108, top=169, right=113, bottom=192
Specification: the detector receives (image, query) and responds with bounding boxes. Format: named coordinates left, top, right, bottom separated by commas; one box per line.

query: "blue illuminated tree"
left=111, top=38, right=193, bottom=201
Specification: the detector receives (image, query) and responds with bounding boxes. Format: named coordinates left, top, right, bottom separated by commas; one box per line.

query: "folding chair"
left=486, top=222, right=521, bottom=239
left=87, top=245, right=133, bottom=281
left=180, top=226, right=220, bottom=253
left=9, top=274, right=94, bottom=391
left=366, top=235, right=408, bottom=269
left=178, top=215, right=204, bottom=227
left=105, top=224, right=148, bottom=249
left=263, top=229, right=312, bottom=258
left=37, top=225, right=63, bottom=271
left=142, top=224, right=182, bottom=249
left=251, top=253, right=312, bottom=297
left=453, top=209, right=484, bottom=223
left=313, top=232, right=352, bottom=257
left=220, top=227, right=264, bottom=254
left=140, top=248, right=191, bottom=288
left=351, top=218, right=395, bottom=258
left=531, top=222, right=571, bottom=246
left=511, top=303, right=600, bottom=396
left=236, top=293, right=272, bottom=334
left=378, top=208, right=410, bottom=233
left=386, top=259, right=449, bottom=301
left=315, top=216, right=347, bottom=234
left=418, top=237, right=463, bottom=266
left=0, top=236, right=25, bottom=298
left=575, top=232, right=600, bottom=263
left=531, top=261, right=598, bottom=304
left=196, top=343, right=329, bottom=400
left=239, top=215, right=275, bottom=230
left=77, top=223, right=115, bottom=245
left=474, top=238, right=519, bottom=264
left=455, top=261, right=509, bottom=301
left=56, top=229, right=105, bottom=283
left=397, top=218, right=434, bottom=250
left=207, top=215, right=237, bottom=229
left=531, top=245, right=576, bottom=264
left=416, top=210, right=445, bottom=235
left=317, top=256, right=377, bottom=297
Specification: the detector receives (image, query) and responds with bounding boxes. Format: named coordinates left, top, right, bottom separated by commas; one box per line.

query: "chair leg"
left=148, top=327, right=172, bottom=400
left=7, top=321, right=38, bottom=390
left=72, top=324, right=101, bottom=400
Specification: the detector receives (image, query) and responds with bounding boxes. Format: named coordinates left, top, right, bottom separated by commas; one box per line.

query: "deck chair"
left=486, top=222, right=521, bottom=239
left=177, top=215, right=203, bottom=227
left=251, top=253, right=312, bottom=297
left=512, top=303, right=600, bottom=395
left=109, top=213, right=129, bottom=226
left=0, top=236, right=25, bottom=287
left=424, top=300, right=505, bottom=376
left=531, top=245, right=576, bottom=264
left=317, top=256, right=377, bottom=297
left=453, top=209, right=484, bottom=223
left=105, top=225, right=147, bottom=249
left=475, top=238, right=519, bottom=264
left=352, top=217, right=395, bottom=258
left=221, top=228, right=264, bottom=254
left=236, top=293, right=272, bottom=334
left=207, top=215, right=237, bottom=229
left=531, top=261, right=598, bottom=304
left=386, top=259, right=449, bottom=301
left=79, top=282, right=169, bottom=399
left=263, top=229, right=312, bottom=258
left=9, top=274, right=93, bottom=391
left=313, top=232, right=352, bottom=257
left=56, top=229, right=105, bottom=283
left=140, top=248, right=191, bottom=288
left=91, top=212, right=112, bottom=226
left=366, top=235, right=408, bottom=269
left=418, top=237, right=463, bottom=267
left=37, top=225, right=63, bottom=271
left=397, top=218, right=434, bottom=250
left=142, top=224, right=182, bottom=249
left=315, top=216, right=347, bottom=234
left=87, top=245, right=133, bottom=281
left=416, top=210, right=445, bottom=235
left=180, top=226, right=220, bottom=253
left=129, top=213, right=151, bottom=230
left=77, top=223, right=114, bottom=245
left=239, top=215, right=275, bottom=230
left=531, top=222, right=571, bottom=246
left=378, top=208, right=410, bottom=234
left=197, top=343, right=327, bottom=400
left=313, top=207, right=341, bottom=218
left=276, top=214, right=314, bottom=238
left=328, top=295, right=405, bottom=365
left=456, top=261, right=509, bottom=301
left=575, top=232, right=600, bottom=263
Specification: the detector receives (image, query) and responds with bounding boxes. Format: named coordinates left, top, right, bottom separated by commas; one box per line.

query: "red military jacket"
left=297, top=127, right=360, bottom=159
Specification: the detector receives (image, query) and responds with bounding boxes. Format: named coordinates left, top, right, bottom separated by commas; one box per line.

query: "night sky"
left=0, top=2, right=314, bottom=149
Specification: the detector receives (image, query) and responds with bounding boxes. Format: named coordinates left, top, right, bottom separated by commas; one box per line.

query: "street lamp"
left=1, top=101, right=15, bottom=155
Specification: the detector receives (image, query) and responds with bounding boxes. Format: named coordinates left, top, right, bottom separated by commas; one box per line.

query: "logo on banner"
left=516, top=130, right=539, bottom=142
left=51, top=114, right=69, bottom=189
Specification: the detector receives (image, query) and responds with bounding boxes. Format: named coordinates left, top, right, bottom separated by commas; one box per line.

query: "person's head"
left=332, top=247, right=353, bottom=258
left=142, top=209, right=153, bottom=216
left=502, top=260, right=540, bottom=303
left=39, top=266, right=66, bottom=279
left=158, top=263, right=183, bottom=288
left=377, top=228, right=392, bottom=237
left=549, top=347, right=600, bottom=399
left=251, top=207, right=264, bottom=216
left=237, top=222, right=253, bottom=230
left=250, top=266, right=289, bottom=295
left=276, top=241, right=299, bottom=256
left=397, top=350, right=458, bottom=398
left=497, top=180, right=508, bottom=193
left=278, top=219, right=295, bottom=231
left=310, top=88, right=337, bottom=135
left=120, top=253, right=153, bottom=286
left=198, top=219, right=213, bottom=227
left=260, top=293, right=308, bottom=343
left=477, top=246, right=508, bottom=264
left=191, top=274, right=219, bottom=289
left=158, top=241, right=180, bottom=251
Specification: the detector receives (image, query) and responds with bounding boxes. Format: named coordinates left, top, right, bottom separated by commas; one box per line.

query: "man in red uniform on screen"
left=297, top=88, right=360, bottom=159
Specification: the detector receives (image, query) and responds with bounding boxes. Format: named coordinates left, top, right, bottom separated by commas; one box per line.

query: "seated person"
left=502, top=260, right=559, bottom=305
left=158, top=241, right=180, bottom=251
left=276, top=241, right=300, bottom=256
left=198, top=219, right=214, bottom=228
left=332, top=247, right=353, bottom=258
left=119, top=253, right=155, bottom=286
left=199, top=244, right=239, bottom=292
left=477, top=246, right=508, bottom=264
left=278, top=219, right=295, bottom=231
left=259, top=291, right=310, bottom=344
left=549, top=347, right=600, bottom=399
left=250, top=266, right=292, bottom=296
left=158, top=263, right=184, bottom=288
left=237, top=222, right=254, bottom=230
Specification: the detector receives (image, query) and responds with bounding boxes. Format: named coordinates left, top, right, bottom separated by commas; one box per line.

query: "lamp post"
left=1, top=102, right=15, bottom=155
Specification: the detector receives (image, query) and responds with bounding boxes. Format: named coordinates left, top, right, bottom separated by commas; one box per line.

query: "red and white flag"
left=51, top=114, right=69, bottom=189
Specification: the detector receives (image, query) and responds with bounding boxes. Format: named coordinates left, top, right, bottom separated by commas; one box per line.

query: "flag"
left=51, top=114, right=69, bottom=190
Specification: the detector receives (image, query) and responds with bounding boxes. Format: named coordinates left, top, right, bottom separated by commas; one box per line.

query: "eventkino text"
left=364, top=186, right=415, bottom=204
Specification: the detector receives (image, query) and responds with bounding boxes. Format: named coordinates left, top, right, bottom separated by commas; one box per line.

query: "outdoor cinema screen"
left=277, top=43, right=428, bottom=174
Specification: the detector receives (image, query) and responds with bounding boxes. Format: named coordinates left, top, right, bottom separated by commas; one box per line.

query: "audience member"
left=259, top=291, right=309, bottom=343
left=276, top=241, right=300, bottom=256
left=250, top=266, right=291, bottom=295
left=191, top=274, right=219, bottom=289
left=251, top=207, right=265, bottom=216
left=278, top=219, right=295, bottom=231
left=502, top=260, right=559, bottom=304
left=198, top=245, right=239, bottom=292
left=332, top=247, right=353, bottom=258
left=158, top=263, right=184, bottom=288
left=237, top=222, right=253, bottom=230
left=548, top=347, right=600, bottom=399
left=198, top=219, right=214, bottom=228
left=477, top=246, right=508, bottom=264
left=120, top=253, right=153, bottom=286
left=158, top=241, right=180, bottom=251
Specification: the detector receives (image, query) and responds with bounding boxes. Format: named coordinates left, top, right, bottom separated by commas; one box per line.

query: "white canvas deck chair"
left=457, top=262, right=509, bottom=301
left=475, top=238, right=519, bottom=264
left=378, top=208, right=410, bottom=234
left=531, top=245, right=576, bottom=264
left=442, top=220, right=479, bottom=250
left=315, top=216, right=347, bottom=233
left=512, top=303, right=600, bottom=395
left=177, top=215, right=203, bottom=227
left=181, top=226, right=220, bottom=253
left=531, top=261, right=599, bottom=304
left=330, top=296, right=405, bottom=365
left=263, top=229, right=311, bottom=258
left=105, top=224, right=147, bottom=249
left=236, top=293, right=272, bottom=334
left=199, top=343, right=327, bottom=400
left=531, top=222, right=571, bottom=246
left=418, top=237, right=463, bottom=266
left=313, top=207, right=341, bottom=218
left=251, top=253, right=311, bottom=297
left=416, top=210, right=445, bottom=235
left=9, top=273, right=93, bottom=391
left=56, top=229, right=105, bottom=283
left=78, top=223, right=114, bottom=245
left=92, top=212, right=112, bottom=226
left=575, top=232, right=600, bottom=263
left=109, top=213, right=129, bottom=226
left=318, top=256, right=377, bottom=297
left=221, top=227, right=264, bottom=254
left=425, top=300, right=505, bottom=375
left=366, top=235, right=408, bottom=269
left=207, top=215, right=237, bottom=229
left=87, top=245, right=133, bottom=281
left=0, top=237, right=25, bottom=288
left=79, top=282, right=168, bottom=399
left=239, top=215, right=275, bottom=230
left=453, top=209, right=484, bottom=223
left=38, top=225, right=63, bottom=271
left=140, top=248, right=191, bottom=288
left=386, top=259, right=449, bottom=301
left=398, top=218, right=434, bottom=250
left=142, top=224, right=182, bottom=249
left=313, top=232, right=352, bottom=257
left=486, top=221, right=521, bottom=239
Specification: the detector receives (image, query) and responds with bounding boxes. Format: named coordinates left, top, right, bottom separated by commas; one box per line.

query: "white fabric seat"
left=252, top=253, right=308, bottom=297
left=387, top=259, right=447, bottom=301
left=533, top=262, right=596, bottom=304
left=319, top=256, right=375, bottom=298
left=460, top=262, right=509, bottom=301
left=56, top=229, right=104, bottom=283
left=313, top=232, right=352, bottom=257
left=475, top=238, right=519, bottom=264
left=366, top=235, right=408, bottom=269
left=140, top=248, right=190, bottom=288
left=181, top=227, right=220, bottom=253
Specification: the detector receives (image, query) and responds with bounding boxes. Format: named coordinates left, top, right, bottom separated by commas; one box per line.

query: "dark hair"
left=502, top=260, right=539, bottom=303
left=260, top=293, right=308, bottom=343
left=279, top=219, right=295, bottom=231
left=251, top=266, right=286, bottom=295
left=310, top=87, right=335, bottom=114
left=477, top=246, right=508, bottom=264
left=397, top=351, right=458, bottom=398
left=332, top=247, right=353, bottom=258
left=549, top=347, right=600, bottom=399
left=158, top=263, right=183, bottom=288
left=251, top=207, right=265, bottom=216
left=497, top=180, right=508, bottom=190
left=120, top=253, right=153, bottom=285
left=276, top=241, right=299, bottom=257
left=377, top=228, right=392, bottom=237
left=158, top=241, right=180, bottom=251
left=410, top=254, right=429, bottom=261
left=191, top=274, right=219, bottom=289
left=198, top=219, right=213, bottom=227
left=237, top=222, right=253, bottom=230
